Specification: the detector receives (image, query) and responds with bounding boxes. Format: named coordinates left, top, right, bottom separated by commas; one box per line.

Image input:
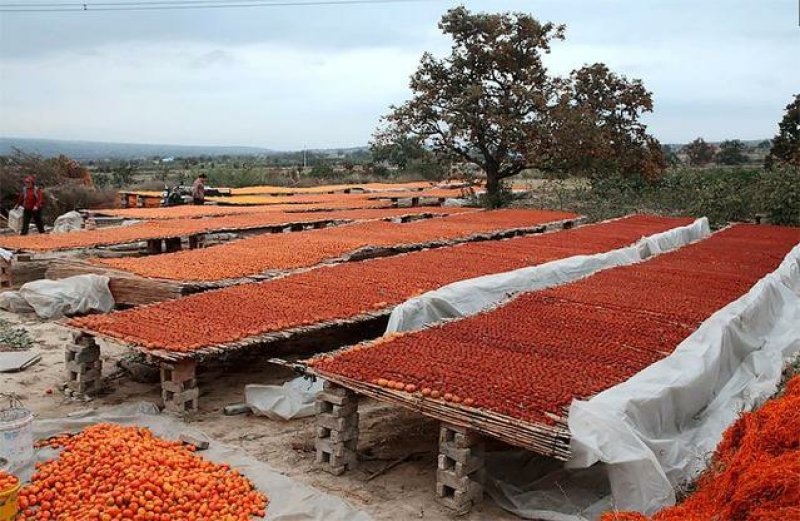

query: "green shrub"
left=756, top=168, right=799, bottom=226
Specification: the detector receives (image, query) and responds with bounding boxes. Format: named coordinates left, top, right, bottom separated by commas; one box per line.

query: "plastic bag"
left=19, top=274, right=114, bottom=319
left=52, top=211, right=84, bottom=234
left=245, top=377, right=324, bottom=420
left=8, top=207, right=23, bottom=233
left=0, top=290, right=35, bottom=313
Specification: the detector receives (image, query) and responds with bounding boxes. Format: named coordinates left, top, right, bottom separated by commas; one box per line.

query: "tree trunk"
left=485, top=167, right=501, bottom=209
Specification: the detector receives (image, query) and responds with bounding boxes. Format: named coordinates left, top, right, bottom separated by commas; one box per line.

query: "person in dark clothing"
left=16, top=176, right=46, bottom=235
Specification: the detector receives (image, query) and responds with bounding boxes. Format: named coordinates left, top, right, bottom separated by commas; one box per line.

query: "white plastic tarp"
left=51, top=211, right=84, bottom=234
left=386, top=218, right=710, bottom=333
left=18, top=403, right=371, bottom=521
left=18, top=274, right=114, bottom=319
left=566, top=241, right=800, bottom=517
left=0, top=290, right=35, bottom=313
left=245, top=377, right=324, bottom=420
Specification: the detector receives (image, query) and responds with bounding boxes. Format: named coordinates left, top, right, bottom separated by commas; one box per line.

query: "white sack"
left=245, top=377, right=324, bottom=420
left=19, top=274, right=114, bottom=319
left=566, top=242, right=800, bottom=516
left=0, top=290, right=35, bottom=313
left=8, top=208, right=23, bottom=233
left=442, top=198, right=469, bottom=207
left=52, top=211, right=84, bottom=234
left=386, top=218, right=709, bottom=334
left=0, top=248, right=13, bottom=262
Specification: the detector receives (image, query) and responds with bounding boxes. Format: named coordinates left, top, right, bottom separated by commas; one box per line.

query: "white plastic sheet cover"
left=51, top=211, right=84, bottom=234
left=246, top=377, right=324, bottom=420
left=386, top=217, right=710, bottom=334
left=19, top=274, right=114, bottom=319
left=19, top=403, right=371, bottom=521
left=0, top=290, right=35, bottom=313
left=567, top=241, right=800, bottom=516
left=0, top=248, right=13, bottom=262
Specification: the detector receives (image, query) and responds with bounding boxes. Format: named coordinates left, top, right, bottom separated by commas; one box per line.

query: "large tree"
left=549, top=63, right=665, bottom=179
left=765, top=94, right=800, bottom=169
left=374, top=7, right=663, bottom=205
left=684, top=138, right=715, bottom=166
left=716, top=139, right=748, bottom=165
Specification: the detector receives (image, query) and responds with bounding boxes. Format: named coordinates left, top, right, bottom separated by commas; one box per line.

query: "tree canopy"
left=373, top=7, right=664, bottom=206
left=766, top=94, right=800, bottom=169
left=684, top=138, right=715, bottom=166
left=716, top=139, right=748, bottom=165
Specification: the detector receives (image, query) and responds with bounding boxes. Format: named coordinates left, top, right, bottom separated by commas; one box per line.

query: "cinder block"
left=317, top=424, right=358, bottom=443
left=71, top=332, right=97, bottom=347
left=160, top=359, right=197, bottom=383
left=317, top=390, right=356, bottom=406
left=439, top=424, right=482, bottom=449
left=317, top=412, right=359, bottom=431
left=66, top=359, right=101, bottom=374
left=437, top=453, right=483, bottom=476
left=162, top=379, right=197, bottom=393
left=440, top=441, right=484, bottom=464
left=67, top=379, right=102, bottom=394
left=65, top=345, right=101, bottom=364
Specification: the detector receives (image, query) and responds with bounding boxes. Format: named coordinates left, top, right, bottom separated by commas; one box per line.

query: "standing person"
left=191, top=173, right=207, bottom=205
left=16, top=176, right=46, bottom=235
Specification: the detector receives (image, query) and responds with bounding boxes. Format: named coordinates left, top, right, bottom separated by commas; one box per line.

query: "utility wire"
left=0, top=0, right=442, bottom=12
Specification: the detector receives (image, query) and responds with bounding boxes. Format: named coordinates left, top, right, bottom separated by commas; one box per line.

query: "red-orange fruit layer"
left=210, top=189, right=464, bottom=206
left=69, top=215, right=692, bottom=353
left=96, top=209, right=576, bottom=281
left=313, top=224, right=799, bottom=426
left=17, top=423, right=267, bottom=520
left=602, top=374, right=800, bottom=521
left=0, top=206, right=468, bottom=252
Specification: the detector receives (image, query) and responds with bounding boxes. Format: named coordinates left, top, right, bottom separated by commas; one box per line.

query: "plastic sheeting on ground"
left=386, top=218, right=710, bottom=333
left=17, top=274, right=114, bottom=319
left=246, top=377, right=324, bottom=420
left=15, top=402, right=371, bottom=521
left=565, top=241, right=800, bottom=517
left=51, top=211, right=84, bottom=234
left=0, top=290, right=35, bottom=313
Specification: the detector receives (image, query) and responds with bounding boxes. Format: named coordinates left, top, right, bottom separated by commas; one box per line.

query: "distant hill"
left=0, top=137, right=277, bottom=160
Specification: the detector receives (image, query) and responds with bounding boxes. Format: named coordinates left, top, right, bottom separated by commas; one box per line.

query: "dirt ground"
left=0, top=310, right=521, bottom=521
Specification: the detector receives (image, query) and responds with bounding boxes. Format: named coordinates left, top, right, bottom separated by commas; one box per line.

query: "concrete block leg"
left=435, top=423, right=485, bottom=514
left=65, top=333, right=103, bottom=396
left=164, top=237, right=182, bottom=253
left=188, top=234, right=206, bottom=249
left=0, top=259, right=12, bottom=288
left=146, top=239, right=163, bottom=254
left=160, top=359, right=199, bottom=415
left=315, top=381, right=359, bottom=476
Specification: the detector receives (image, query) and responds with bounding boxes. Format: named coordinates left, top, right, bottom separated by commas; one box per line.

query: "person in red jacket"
left=16, top=176, right=46, bottom=235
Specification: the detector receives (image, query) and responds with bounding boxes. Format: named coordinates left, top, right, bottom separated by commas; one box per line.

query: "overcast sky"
left=1, top=0, right=798, bottom=149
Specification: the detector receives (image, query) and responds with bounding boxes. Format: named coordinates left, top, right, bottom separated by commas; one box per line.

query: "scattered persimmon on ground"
left=17, top=423, right=268, bottom=520
left=602, top=374, right=800, bottom=521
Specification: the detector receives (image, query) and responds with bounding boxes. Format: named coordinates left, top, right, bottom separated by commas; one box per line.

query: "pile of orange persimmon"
left=0, top=469, right=19, bottom=491
left=16, top=423, right=267, bottom=520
